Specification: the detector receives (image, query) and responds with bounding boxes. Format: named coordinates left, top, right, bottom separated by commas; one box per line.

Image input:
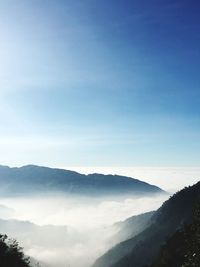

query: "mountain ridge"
left=0, top=164, right=165, bottom=197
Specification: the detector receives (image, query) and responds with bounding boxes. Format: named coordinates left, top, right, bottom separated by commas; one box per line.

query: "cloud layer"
left=0, top=194, right=167, bottom=267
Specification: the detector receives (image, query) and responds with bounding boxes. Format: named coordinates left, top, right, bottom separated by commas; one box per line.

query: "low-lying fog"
left=0, top=194, right=168, bottom=267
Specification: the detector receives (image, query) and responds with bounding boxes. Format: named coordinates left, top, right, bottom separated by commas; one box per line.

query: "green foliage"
left=0, top=234, right=30, bottom=267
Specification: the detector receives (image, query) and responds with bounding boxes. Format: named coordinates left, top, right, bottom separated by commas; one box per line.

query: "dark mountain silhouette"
left=0, top=165, right=165, bottom=196
left=151, top=201, right=200, bottom=267
left=92, top=181, right=200, bottom=267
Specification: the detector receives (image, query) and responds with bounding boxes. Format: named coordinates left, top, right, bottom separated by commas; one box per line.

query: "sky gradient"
left=0, top=1, right=199, bottom=186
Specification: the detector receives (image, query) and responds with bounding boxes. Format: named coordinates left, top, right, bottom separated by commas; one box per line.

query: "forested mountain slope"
left=93, top=181, right=200, bottom=267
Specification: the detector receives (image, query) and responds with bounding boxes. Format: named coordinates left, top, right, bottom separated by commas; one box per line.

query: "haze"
left=0, top=193, right=167, bottom=267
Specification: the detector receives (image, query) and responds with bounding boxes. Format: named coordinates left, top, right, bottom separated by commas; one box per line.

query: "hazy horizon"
left=0, top=1, right=199, bottom=192
left=1, top=163, right=199, bottom=192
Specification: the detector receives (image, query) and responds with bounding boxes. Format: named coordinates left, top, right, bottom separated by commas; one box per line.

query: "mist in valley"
left=0, top=193, right=168, bottom=267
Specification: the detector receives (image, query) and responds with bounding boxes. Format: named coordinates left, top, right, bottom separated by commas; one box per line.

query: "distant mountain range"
left=0, top=217, right=66, bottom=267
left=0, top=164, right=199, bottom=267
left=92, top=181, right=200, bottom=267
left=0, top=218, right=72, bottom=249
left=0, top=165, right=165, bottom=196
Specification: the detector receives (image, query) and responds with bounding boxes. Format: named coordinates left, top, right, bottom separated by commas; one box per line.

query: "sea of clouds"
left=0, top=194, right=168, bottom=267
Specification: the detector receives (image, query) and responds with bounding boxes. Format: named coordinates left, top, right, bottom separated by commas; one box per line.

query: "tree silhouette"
left=0, top=234, right=30, bottom=267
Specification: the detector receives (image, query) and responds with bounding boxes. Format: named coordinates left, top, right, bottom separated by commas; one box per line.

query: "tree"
left=0, top=234, right=30, bottom=267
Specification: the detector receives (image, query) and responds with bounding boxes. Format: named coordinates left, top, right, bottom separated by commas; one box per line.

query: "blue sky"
left=0, top=0, right=199, bottom=174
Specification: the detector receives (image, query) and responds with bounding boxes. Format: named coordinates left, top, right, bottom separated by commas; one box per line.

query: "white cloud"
left=0, top=194, right=167, bottom=267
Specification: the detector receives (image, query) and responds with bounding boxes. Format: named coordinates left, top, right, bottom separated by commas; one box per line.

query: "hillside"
left=151, top=201, right=200, bottom=267
left=0, top=165, right=164, bottom=196
left=93, top=211, right=155, bottom=267
left=111, top=211, right=155, bottom=244
left=92, top=181, right=200, bottom=267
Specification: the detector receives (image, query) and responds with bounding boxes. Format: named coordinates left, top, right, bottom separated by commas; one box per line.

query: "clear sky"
left=0, top=0, right=199, bottom=187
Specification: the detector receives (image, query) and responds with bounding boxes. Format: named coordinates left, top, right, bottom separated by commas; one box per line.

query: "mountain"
left=0, top=218, right=71, bottom=248
left=92, top=211, right=155, bottom=267
left=0, top=165, right=165, bottom=196
left=151, top=201, right=200, bottom=267
left=92, top=181, right=200, bottom=267
left=111, top=211, right=155, bottom=244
